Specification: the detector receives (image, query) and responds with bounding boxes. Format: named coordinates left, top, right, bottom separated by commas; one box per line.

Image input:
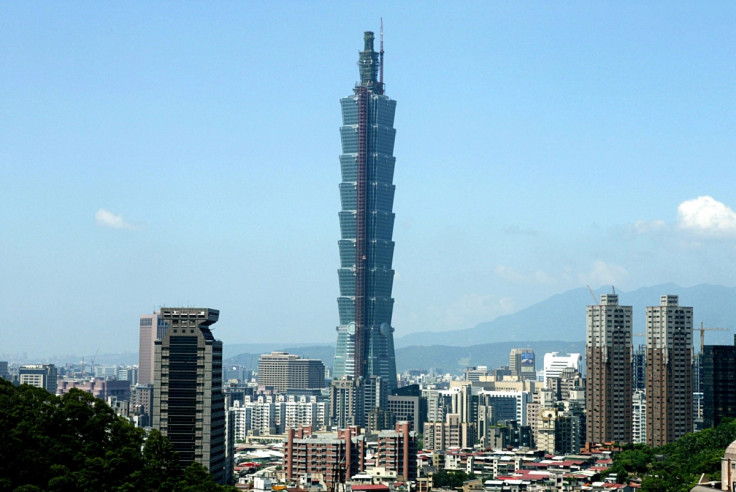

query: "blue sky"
left=2, top=3, right=735, bottom=358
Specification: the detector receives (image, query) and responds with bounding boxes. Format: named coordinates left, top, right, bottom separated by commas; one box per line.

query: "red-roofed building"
left=351, top=485, right=390, bottom=492
left=283, top=426, right=365, bottom=486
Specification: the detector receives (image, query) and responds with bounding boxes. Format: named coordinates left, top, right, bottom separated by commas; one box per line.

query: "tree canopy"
left=610, top=418, right=736, bottom=492
left=0, top=379, right=234, bottom=491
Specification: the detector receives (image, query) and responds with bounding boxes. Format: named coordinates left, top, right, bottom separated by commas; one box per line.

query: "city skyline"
left=2, top=3, right=736, bottom=357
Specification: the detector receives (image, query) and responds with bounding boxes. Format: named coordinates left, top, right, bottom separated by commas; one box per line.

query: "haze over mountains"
left=17, top=283, right=731, bottom=369
left=393, top=283, right=736, bottom=348
left=223, top=283, right=736, bottom=374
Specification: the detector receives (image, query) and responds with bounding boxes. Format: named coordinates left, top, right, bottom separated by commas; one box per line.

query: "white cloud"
left=496, top=265, right=556, bottom=285
left=677, top=196, right=736, bottom=236
left=578, top=260, right=630, bottom=286
left=95, top=208, right=134, bottom=229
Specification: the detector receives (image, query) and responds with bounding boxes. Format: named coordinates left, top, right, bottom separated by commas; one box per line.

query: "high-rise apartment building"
left=139, top=313, right=169, bottom=386
left=586, top=293, right=633, bottom=445
left=333, top=31, right=398, bottom=392
left=256, top=352, right=325, bottom=393
left=645, top=295, right=693, bottom=446
left=152, top=308, right=227, bottom=484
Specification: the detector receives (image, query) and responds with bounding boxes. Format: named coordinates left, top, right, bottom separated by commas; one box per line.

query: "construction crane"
left=634, top=324, right=729, bottom=352
left=587, top=285, right=599, bottom=305
left=694, top=322, right=729, bottom=353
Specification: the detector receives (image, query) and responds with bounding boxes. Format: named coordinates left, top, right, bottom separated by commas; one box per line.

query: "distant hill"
left=225, top=340, right=585, bottom=375
left=225, top=283, right=736, bottom=375
left=394, top=283, right=736, bottom=348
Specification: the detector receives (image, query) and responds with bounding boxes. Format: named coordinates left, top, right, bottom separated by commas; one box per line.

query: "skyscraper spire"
left=357, top=31, right=381, bottom=93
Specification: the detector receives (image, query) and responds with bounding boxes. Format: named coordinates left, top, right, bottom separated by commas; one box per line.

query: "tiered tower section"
left=333, top=31, right=397, bottom=391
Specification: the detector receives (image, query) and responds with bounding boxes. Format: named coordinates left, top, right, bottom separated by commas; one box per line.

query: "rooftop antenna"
left=379, top=18, right=384, bottom=93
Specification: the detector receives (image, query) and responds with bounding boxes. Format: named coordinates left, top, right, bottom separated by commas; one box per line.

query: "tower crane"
left=633, top=324, right=729, bottom=351
left=587, top=285, right=599, bottom=305
left=694, top=322, right=729, bottom=353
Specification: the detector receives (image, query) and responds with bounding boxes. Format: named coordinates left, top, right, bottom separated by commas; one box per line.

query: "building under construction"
left=333, top=30, right=398, bottom=392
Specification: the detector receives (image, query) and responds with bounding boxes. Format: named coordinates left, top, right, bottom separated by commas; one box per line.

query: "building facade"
left=645, top=295, right=693, bottom=446
left=586, top=293, right=633, bottom=445
left=387, top=394, right=423, bottom=433
left=333, top=31, right=398, bottom=392
left=283, top=425, right=365, bottom=486
left=139, top=313, right=169, bottom=386
left=376, top=421, right=417, bottom=480
left=57, top=378, right=131, bottom=401
left=257, top=352, right=325, bottom=393
left=543, top=352, right=583, bottom=384
left=509, top=348, right=536, bottom=381
left=152, top=307, right=227, bottom=484
left=702, top=340, right=736, bottom=429
left=632, top=389, right=646, bottom=444
left=19, top=364, right=57, bottom=394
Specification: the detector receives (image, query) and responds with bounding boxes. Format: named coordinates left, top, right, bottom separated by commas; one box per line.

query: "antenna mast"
left=379, top=18, right=384, bottom=93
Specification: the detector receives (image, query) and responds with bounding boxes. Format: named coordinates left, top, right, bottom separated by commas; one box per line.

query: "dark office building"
left=152, top=308, right=227, bottom=484
left=702, top=339, right=736, bottom=429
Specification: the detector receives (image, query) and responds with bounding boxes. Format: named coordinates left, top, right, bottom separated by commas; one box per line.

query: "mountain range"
left=393, top=283, right=736, bottom=348
left=225, top=283, right=736, bottom=374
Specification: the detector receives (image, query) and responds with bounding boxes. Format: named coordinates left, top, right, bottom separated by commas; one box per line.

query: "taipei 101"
left=2, top=4, right=736, bottom=491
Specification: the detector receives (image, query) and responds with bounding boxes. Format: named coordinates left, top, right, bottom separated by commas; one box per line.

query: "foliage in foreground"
left=0, top=378, right=234, bottom=492
left=610, top=418, right=736, bottom=492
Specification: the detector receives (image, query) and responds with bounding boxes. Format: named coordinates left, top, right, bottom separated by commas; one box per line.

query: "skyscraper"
left=646, top=295, right=693, bottom=446
left=585, top=293, right=633, bottom=445
left=333, top=31, right=398, bottom=391
left=152, top=307, right=227, bottom=484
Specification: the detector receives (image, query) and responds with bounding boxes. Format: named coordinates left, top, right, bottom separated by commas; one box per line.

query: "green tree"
left=0, top=379, right=235, bottom=491
left=432, top=470, right=475, bottom=488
